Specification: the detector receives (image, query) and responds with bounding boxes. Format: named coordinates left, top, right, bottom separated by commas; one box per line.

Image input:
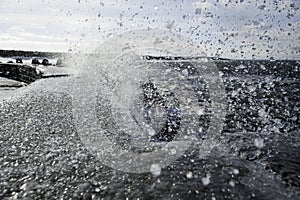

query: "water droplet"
left=201, top=174, right=211, bottom=185
left=20, top=183, right=27, bottom=190
left=182, top=69, right=188, bottom=76
left=254, top=138, right=264, bottom=149
left=150, top=163, right=161, bottom=177
left=247, top=85, right=256, bottom=92
left=186, top=171, right=193, bottom=178
left=148, top=128, right=156, bottom=136
left=233, top=168, right=239, bottom=175
left=197, top=108, right=205, bottom=115
left=258, top=108, right=267, bottom=118
left=229, top=180, right=235, bottom=187
left=170, top=148, right=177, bottom=155
left=166, top=20, right=175, bottom=29
left=258, top=5, right=266, bottom=10
left=195, top=8, right=202, bottom=15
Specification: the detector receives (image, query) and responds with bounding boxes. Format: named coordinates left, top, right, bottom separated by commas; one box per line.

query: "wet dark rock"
left=32, top=58, right=40, bottom=65
left=0, top=63, right=43, bottom=83
left=16, top=58, right=23, bottom=64
left=42, top=59, right=50, bottom=66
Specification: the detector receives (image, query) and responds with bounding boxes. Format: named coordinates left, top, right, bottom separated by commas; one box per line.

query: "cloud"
left=0, top=34, right=22, bottom=41
left=0, top=39, right=68, bottom=52
left=0, top=24, right=71, bottom=51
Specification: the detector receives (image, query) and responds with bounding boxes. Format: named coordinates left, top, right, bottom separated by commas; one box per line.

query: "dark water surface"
left=0, top=60, right=299, bottom=199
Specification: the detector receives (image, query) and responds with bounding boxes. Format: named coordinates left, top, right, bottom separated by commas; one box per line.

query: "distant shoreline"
left=0, top=49, right=299, bottom=61
left=0, top=49, right=68, bottom=58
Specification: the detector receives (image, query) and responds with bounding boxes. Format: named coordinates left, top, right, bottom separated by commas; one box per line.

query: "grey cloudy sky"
left=0, top=0, right=299, bottom=59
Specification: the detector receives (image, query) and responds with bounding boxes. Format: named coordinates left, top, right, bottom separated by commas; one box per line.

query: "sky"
left=0, top=0, right=299, bottom=59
